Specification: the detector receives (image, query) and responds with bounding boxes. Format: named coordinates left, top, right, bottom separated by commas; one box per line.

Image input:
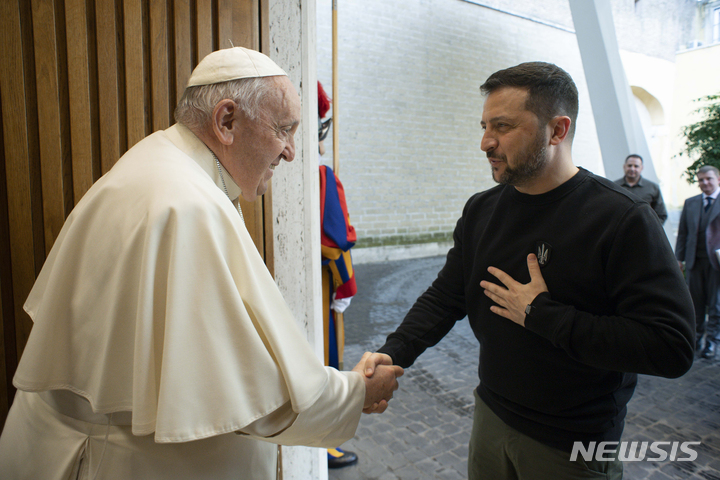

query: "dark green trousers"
left=468, top=392, right=623, bottom=480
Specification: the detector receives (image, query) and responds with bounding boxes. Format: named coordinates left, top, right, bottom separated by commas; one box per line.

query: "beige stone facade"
left=316, top=0, right=716, bottom=251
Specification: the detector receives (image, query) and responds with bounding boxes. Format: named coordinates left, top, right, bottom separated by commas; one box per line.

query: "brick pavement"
left=329, top=255, right=720, bottom=480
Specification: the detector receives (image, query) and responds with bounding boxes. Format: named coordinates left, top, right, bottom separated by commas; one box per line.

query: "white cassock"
left=0, top=123, right=364, bottom=479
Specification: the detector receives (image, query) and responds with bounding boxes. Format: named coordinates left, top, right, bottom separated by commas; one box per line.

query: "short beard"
left=493, top=133, right=549, bottom=186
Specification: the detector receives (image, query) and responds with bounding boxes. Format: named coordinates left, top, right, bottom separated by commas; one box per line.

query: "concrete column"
left=568, top=0, right=656, bottom=182
left=267, top=0, right=327, bottom=479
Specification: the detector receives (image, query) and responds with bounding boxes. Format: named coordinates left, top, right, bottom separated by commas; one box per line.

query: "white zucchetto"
left=187, top=47, right=287, bottom=87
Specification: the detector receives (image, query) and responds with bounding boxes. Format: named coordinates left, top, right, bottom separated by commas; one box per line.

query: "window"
left=713, top=7, right=720, bottom=43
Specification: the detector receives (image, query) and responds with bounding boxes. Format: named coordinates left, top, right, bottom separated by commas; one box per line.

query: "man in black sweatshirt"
left=369, top=62, right=695, bottom=480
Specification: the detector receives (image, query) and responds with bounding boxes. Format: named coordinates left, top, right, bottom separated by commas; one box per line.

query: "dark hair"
left=480, top=62, right=579, bottom=139
left=625, top=154, right=643, bottom=164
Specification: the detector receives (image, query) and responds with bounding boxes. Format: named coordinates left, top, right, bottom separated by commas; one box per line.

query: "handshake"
left=351, top=352, right=404, bottom=414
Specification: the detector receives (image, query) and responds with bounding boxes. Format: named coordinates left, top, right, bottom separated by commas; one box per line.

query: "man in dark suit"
left=676, top=165, right=720, bottom=358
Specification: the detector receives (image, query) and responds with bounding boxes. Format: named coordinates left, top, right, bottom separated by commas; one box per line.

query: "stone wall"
left=316, top=0, right=697, bottom=249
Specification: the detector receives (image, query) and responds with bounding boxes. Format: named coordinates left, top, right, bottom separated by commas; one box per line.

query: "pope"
left=0, top=47, right=403, bottom=479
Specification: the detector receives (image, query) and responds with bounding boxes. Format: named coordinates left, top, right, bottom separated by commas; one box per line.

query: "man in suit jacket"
left=676, top=165, right=720, bottom=358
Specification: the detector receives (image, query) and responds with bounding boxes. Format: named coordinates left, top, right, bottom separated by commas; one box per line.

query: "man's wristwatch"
left=525, top=304, right=535, bottom=316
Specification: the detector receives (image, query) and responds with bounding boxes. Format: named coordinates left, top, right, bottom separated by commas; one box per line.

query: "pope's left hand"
left=480, top=253, right=549, bottom=327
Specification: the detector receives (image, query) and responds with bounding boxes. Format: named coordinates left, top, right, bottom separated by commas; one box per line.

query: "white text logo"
left=570, top=441, right=701, bottom=462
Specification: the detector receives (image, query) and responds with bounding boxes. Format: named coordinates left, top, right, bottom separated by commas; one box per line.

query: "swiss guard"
left=318, top=81, right=360, bottom=469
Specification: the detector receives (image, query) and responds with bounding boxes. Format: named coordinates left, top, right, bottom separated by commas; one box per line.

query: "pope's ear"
left=211, top=99, right=237, bottom=146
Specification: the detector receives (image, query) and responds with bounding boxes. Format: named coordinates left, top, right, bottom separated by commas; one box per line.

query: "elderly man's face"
left=230, top=76, right=301, bottom=202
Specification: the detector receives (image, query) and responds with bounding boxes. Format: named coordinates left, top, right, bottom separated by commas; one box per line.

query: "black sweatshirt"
left=378, top=168, right=694, bottom=452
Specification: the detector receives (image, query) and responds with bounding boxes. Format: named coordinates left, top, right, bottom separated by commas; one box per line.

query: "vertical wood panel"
left=0, top=272, right=8, bottom=428
left=0, top=92, right=18, bottom=429
left=217, top=0, right=233, bottom=49
left=123, top=0, right=148, bottom=149
left=55, top=0, right=73, bottom=224
left=233, top=0, right=263, bottom=255
left=32, top=0, right=70, bottom=255
left=234, top=0, right=258, bottom=49
left=263, top=182, right=274, bottom=275
left=195, top=0, right=214, bottom=60
left=150, top=1, right=171, bottom=131
left=260, top=0, right=273, bottom=270
left=1, top=0, right=40, bottom=366
left=259, top=0, right=268, bottom=53
left=0, top=99, right=7, bottom=422
left=66, top=0, right=96, bottom=203
left=238, top=196, right=264, bottom=254
left=174, top=0, right=193, bottom=108
left=96, top=0, right=122, bottom=174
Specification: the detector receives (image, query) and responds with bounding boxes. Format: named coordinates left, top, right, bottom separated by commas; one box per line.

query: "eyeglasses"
left=319, top=118, right=332, bottom=142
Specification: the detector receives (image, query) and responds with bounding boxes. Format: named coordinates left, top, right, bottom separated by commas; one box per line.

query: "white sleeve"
left=238, top=368, right=364, bottom=448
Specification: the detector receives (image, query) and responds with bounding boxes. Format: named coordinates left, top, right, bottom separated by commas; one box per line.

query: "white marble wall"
left=266, top=0, right=328, bottom=478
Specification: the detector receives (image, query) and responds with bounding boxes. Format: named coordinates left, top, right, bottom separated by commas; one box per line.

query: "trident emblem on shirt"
left=536, top=241, right=552, bottom=267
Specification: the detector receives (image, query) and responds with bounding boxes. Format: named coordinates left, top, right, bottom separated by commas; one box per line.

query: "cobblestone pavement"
left=329, top=255, right=720, bottom=480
